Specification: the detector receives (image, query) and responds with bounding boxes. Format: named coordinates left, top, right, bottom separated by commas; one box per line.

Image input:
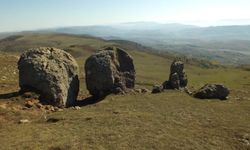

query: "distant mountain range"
left=42, top=22, right=250, bottom=40
left=1, top=22, right=250, bottom=64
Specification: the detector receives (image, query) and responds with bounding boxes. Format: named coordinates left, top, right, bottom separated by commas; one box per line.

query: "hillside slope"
left=0, top=33, right=250, bottom=149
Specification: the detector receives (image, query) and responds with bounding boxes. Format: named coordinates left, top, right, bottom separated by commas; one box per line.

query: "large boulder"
left=85, top=47, right=135, bottom=96
left=193, top=84, right=229, bottom=100
left=163, top=60, right=188, bottom=89
left=18, top=47, right=79, bottom=107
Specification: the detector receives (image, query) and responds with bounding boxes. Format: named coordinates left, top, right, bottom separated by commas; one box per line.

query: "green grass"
left=0, top=33, right=250, bottom=150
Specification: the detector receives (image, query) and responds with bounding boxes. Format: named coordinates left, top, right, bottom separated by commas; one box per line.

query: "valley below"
left=39, top=23, right=250, bottom=65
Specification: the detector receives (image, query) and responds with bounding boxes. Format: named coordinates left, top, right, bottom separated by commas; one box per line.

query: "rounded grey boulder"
left=18, top=47, right=79, bottom=107
left=193, top=84, right=229, bottom=100
left=85, top=47, right=135, bottom=96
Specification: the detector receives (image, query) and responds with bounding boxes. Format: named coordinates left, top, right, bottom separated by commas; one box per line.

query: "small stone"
left=152, top=85, right=164, bottom=94
left=36, top=103, right=44, bottom=109
left=50, top=107, right=55, bottom=112
left=73, top=106, right=81, bottom=110
left=1, top=76, right=7, bottom=80
left=141, top=88, right=150, bottom=93
left=184, top=87, right=192, bottom=95
left=135, top=88, right=150, bottom=93
left=239, top=133, right=250, bottom=146
left=22, top=107, right=29, bottom=110
left=25, top=99, right=39, bottom=108
left=22, top=92, right=39, bottom=99
left=23, top=92, right=33, bottom=98
left=54, top=107, right=64, bottom=112
left=25, top=101, right=34, bottom=108
left=112, top=87, right=124, bottom=94
left=45, top=105, right=55, bottom=112
left=135, top=89, right=142, bottom=93
left=19, top=119, right=30, bottom=124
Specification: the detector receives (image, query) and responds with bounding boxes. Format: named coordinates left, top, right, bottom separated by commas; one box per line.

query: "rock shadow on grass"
left=76, top=95, right=107, bottom=107
left=0, top=91, right=20, bottom=99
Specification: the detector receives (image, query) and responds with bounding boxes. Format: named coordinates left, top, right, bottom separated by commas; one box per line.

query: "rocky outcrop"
left=18, top=47, right=79, bottom=107
left=85, top=47, right=135, bottom=96
left=163, top=60, right=188, bottom=89
left=193, top=84, right=229, bottom=100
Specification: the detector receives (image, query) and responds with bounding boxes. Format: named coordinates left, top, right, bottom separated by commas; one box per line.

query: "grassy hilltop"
left=0, top=33, right=250, bottom=150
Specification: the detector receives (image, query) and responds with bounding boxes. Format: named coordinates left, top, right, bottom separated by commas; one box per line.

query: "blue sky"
left=1, top=0, right=250, bottom=32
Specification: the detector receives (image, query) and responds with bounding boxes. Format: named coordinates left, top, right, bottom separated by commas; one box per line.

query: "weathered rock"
left=184, top=87, right=192, bottom=95
left=141, top=88, right=150, bottom=93
left=152, top=85, right=164, bottom=94
left=193, top=84, right=230, bottom=100
left=135, top=89, right=142, bottom=93
left=85, top=47, right=135, bottom=96
left=163, top=60, right=188, bottom=89
left=18, top=47, right=79, bottom=107
left=45, top=105, right=55, bottom=112
left=22, top=92, right=39, bottom=99
left=25, top=99, right=39, bottom=108
left=54, top=107, right=64, bottom=112
left=72, top=106, right=81, bottom=110
left=36, top=103, right=44, bottom=109
left=135, top=88, right=150, bottom=93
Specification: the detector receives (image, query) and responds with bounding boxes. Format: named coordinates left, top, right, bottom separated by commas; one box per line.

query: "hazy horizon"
left=1, top=0, right=250, bottom=32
